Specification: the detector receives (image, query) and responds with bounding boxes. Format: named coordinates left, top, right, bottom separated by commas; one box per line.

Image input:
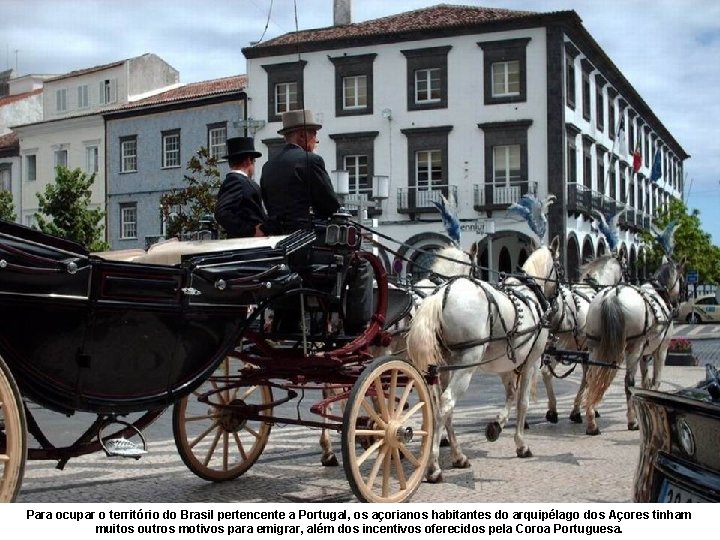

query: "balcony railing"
left=397, top=185, right=458, bottom=213
left=473, top=181, right=530, bottom=211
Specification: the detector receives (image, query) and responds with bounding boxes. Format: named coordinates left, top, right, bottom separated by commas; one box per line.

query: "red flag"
left=632, top=148, right=642, bottom=173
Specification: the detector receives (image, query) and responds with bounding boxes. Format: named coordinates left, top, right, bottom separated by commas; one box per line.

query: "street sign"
left=686, top=270, right=699, bottom=284
left=476, top=219, right=495, bottom=235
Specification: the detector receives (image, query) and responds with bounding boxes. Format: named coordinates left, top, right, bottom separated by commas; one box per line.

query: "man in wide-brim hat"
left=215, top=136, right=268, bottom=238
left=260, top=109, right=339, bottom=234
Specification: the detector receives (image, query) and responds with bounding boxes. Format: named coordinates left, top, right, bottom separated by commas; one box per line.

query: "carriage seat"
left=92, top=235, right=291, bottom=266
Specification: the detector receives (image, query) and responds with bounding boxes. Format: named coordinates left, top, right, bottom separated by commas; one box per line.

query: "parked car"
left=632, top=365, right=720, bottom=502
left=677, top=294, right=720, bottom=323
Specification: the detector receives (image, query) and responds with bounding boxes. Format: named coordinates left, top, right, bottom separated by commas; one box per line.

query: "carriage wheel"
left=341, top=356, right=433, bottom=503
left=0, top=356, right=26, bottom=502
left=172, top=356, right=272, bottom=482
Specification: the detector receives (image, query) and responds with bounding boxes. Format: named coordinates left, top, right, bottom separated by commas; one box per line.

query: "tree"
left=0, top=190, right=16, bottom=222
left=35, top=166, right=109, bottom=251
left=639, top=198, right=720, bottom=283
left=160, top=146, right=222, bottom=238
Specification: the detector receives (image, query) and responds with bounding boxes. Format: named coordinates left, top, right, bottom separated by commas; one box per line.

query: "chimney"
left=333, top=0, right=351, bottom=26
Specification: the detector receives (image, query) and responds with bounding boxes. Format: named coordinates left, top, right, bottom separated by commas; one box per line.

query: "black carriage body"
left=0, top=221, right=303, bottom=415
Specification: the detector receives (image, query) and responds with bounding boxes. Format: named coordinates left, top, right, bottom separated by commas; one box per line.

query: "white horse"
left=540, top=254, right=625, bottom=424
left=582, top=257, right=684, bottom=435
left=407, top=238, right=560, bottom=482
left=318, top=245, right=474, bottom=467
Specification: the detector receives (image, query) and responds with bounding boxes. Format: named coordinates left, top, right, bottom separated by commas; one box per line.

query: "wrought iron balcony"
left=567, top=183, right=592, bottom=215
left=473, top=181, right=531, bottom=212
left=396, top=185, right=458, bottom=214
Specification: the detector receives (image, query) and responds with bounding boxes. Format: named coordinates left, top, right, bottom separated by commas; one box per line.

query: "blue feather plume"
left=592, top=207, right=626, bottom=252
left=653, top=219, right=679, bottom=256
left=507, top=193, right=555, bottom=240
left=432, top=194, right=460, bottom=244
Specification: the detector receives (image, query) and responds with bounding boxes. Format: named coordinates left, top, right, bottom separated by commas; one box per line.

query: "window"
left=120, top=204, right=137, bottom=239
left=478, top=38, right=531, bottom=105
left=343, top=155, right=370, bottom=195
left=564, top=42, right=579, bottom=108
left=608, top=99, right=616, bottom=140
left=493, top=145, right=521, bottom=186
left=595, top=77, right=605, bottom=132
left=491, top=61, right=520, bottom=97
left=581, top=59, right=593, bottom=121
left=583, top=140, right=592, bottom=189
left=86, top=145, right=98, bottom=173
left=77, top=85, right=88, bottom=108
left=415, top=150, right=443, bottom=190
left=274, top=82, right=298, bottom=116
left=343, top=75, right=367, bottom=109
left=401, top=46, right=451, bottom=110
left=596, top=149, right=605, bottom=194
left=262, top=61, right=306, bottom=122
left=566, top=132, right=577, bottom=184
left=25, top=155, right=36, bottom=181
left=56, top=89, right=67, bottom=112
left=54, top=149, right=68, bottom=168
left=401, top=126, right=452, bottom=205
left=330, top=53, right=376, bottom=116
left=162, top=131, right=180, bottom=168
left=100, top=79, right=117, bottom=105
left=208, top=124, right=227, bottom=160
left=120, top=136, right=137, bottom=173
left=0, top=166, right=10, bottom=192
left=414, top=68, right=441, bottom=103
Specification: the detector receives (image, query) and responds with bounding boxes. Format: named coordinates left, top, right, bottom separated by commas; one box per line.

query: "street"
left=14, top=334, right=717, bottom=504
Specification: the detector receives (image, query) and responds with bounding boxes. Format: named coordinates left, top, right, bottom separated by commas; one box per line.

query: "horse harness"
left=437, top=271, right=556, bottom=372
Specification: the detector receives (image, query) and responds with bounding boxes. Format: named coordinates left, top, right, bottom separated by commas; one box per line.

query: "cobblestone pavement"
left=15, top=361, right=710, bottom=504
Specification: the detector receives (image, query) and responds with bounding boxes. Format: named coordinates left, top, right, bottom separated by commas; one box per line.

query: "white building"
left=243, top=3, right=688, bottom=281
left=13, top=54, right=179, bottom=229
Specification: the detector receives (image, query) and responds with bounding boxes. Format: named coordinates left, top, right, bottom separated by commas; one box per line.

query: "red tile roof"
left=46, top=59, right=126, bottom=82
left=244, top=4, right=537, bottom=56
left=0, top=131, right=19, bottom=151
left=109, top=75, right=247, bottom=113
left=0, top=89, right=42, bottom=108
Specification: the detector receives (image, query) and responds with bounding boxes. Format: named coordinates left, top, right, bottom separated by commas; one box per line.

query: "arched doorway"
left=597, top=240, right=606, bottom=257
left=629, top=245, right=638, bottom=283
left=517, top=248, right=529, bottom=269
left=479, top=248, right=489, bottom=281
left=582, top=236, right=595, bottom=264
left=499, top=246, right=512, bottom=274
left=567, top=235, right=581, bottom=282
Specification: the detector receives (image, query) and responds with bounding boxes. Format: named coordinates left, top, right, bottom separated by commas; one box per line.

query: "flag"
left=650, top=149, right=662, bottom=182
left=632, top=148, right=642, bottom=173
left=616, top=117, right=628, bottom=157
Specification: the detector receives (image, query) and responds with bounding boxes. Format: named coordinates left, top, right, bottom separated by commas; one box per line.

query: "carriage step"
left=102, top=438, right=147, bottom=459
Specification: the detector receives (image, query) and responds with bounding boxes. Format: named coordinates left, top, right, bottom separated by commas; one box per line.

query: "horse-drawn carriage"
left=0, top=211, right=433, bottom=503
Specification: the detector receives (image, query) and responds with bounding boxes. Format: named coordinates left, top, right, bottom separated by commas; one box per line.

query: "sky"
left=2, top=0, right=719, bottom=242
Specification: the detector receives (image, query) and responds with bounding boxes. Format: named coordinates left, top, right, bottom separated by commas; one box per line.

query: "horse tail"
left=584, top=292, right=626, bottom=407
left=406, top=290, right=446, bottom=373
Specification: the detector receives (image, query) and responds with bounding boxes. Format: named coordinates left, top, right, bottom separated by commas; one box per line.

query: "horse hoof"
left=452, top=456, right=471, bottom=469
left=485, top=422, right=502, bottom=442
left=627, top=422, right=639, bottom=431
left=569, top=411, right=583, bottom=424
left=546, top=411, right=559, bottom=424
left=586, top=427, right=601, bottom=436
left=440, top=437, right=450, bottom=447
left=321, top=454, right=339, bottom=467
left=426, top=471, right=444, bottom=484
left=516, top=448, right=533, bottom=458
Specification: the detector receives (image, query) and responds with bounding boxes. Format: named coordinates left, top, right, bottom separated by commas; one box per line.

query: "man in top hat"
left=215, top=136, right=267, bottom=238
left=260, top=109, right=339, bottom=234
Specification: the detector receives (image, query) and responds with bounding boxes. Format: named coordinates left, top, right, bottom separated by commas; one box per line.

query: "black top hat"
left=223, top=137, right=262, bottom=160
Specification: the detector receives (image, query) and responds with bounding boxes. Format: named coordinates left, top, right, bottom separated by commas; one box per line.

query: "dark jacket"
left=260, top=144, right=339, bottom=234
left=214, top=171, right=267, bottom=238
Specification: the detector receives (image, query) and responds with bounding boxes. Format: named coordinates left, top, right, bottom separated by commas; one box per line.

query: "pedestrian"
left=214, top=136, right=266, bottom=238
left=260, top=109, right=339, bottom=234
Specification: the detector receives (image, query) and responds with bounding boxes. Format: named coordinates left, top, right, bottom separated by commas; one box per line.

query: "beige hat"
left=278, top=109, right=322, bottom=135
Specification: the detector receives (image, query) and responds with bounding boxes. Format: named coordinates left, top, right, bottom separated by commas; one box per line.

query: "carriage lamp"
left=332, top=170, right=350, bottom=197
left=372, top=175, right=390, bottom=201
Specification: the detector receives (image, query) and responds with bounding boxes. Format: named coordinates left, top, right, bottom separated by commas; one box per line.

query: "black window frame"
left=564, top=41, right=579, bottom=109
left=329, top=54, right=376, bottom=117
left=478, top=38, right=531, bottom=105
left=262, top=61, right=307, bottom=123
left=478, top=120, right=532, bottom=207
left=580, top=59, right=593, bottom=122
left=400, top=126, right=453, bottom=206
left=400, top=46, right=451, bottom=111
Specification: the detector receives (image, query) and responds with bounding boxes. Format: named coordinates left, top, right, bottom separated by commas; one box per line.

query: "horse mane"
left=521, top=245, right=551, bottom=278
left=580, top=255, right=620, bottom=280
left=430, top=246, right=472, bottom=277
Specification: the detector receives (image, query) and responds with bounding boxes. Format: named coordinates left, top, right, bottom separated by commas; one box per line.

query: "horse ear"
left=549, top=235, right=560, bottom=257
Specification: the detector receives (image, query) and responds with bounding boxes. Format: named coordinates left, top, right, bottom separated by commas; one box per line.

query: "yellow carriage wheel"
left=342, top=356, right=433, bottom=503
left=172, top=356, right=272, bottom=482
left=0, top=355, right=26, bottom=502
